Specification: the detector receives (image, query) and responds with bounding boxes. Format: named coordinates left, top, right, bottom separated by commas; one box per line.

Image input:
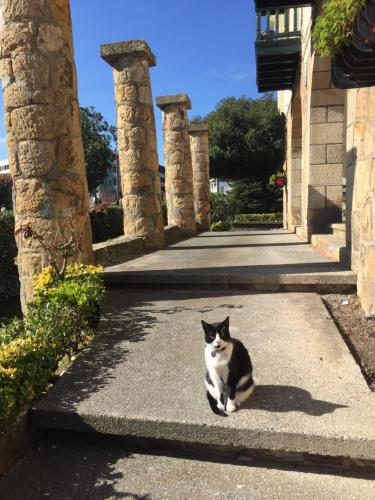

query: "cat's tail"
left=206, top=391, right=228, bottom=417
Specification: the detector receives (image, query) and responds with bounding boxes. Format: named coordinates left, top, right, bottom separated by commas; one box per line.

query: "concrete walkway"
left=1, top=434, right=374, bottom=500
left=32, top=288, right=375, bottom=463
left=105, top=230, right=356, bottom=290
left=2, top=229, right=374, bottom=498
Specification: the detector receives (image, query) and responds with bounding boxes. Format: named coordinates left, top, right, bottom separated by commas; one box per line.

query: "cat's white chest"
left=205, top=345, right=233, bottom=383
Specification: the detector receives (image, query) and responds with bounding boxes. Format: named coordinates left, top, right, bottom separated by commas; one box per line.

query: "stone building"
left=254, top=1, right=375, bottom=315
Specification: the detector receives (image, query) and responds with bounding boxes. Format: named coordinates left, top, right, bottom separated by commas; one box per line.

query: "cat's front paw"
left=217, top=401, right=225, bottom=411
left=226, top=401, right=237, bottom=413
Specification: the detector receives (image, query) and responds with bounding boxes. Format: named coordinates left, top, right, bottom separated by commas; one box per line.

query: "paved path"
left=1, top=434, right=374, bottom=500
left=105, top=230, right=356, bottom=289
left=3, top=230, right=374, bottom=498
left=32, top=289, right=375, bottom=462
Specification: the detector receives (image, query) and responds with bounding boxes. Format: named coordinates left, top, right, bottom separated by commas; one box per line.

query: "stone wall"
left=346, top=87, right=375, bottom=315
left=0, top=0, right=93, bottom=309
left=100, top=40, right=165, bottom=249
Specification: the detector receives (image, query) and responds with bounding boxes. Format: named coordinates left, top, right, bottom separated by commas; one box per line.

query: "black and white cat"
left=201, top=316, right=254, bottom=415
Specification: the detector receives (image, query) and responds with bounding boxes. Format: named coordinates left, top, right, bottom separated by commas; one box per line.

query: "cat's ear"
left=201, top=320, right=212, bottom=335
left=222, top=316, right=229, bottom=328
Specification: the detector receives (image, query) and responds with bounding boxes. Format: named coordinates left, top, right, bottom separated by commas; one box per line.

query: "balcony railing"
left=255, top=6, right=302, bottom=92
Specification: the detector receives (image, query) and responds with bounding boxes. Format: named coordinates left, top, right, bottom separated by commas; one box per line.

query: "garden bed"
left=322, top=294, right=375, bottom=391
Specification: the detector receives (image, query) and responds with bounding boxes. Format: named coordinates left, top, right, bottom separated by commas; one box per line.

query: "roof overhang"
left=255, top=1, right=311, bottom=8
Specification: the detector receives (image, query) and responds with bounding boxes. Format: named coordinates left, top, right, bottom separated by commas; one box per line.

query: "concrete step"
left=31, top=289, right=375, bottom=471
left=104, top=268, right=356, bottom=293
left=311, top=234, right=348, bottom=264
left=103, top=230, right=356, bottom=293
left=330, top=223, right=346, bottom=241
left=1, top=433, right=374, bottom=499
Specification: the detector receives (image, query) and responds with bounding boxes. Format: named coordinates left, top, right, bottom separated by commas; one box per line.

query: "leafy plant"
left=210, top=220, right=232, bottom=232
left=0, top=212, right=19, bottom=299
left=0, top=174, right=13, bottom=210
left=313, top=0, right=365, bottom=57
left=0, top=264, right=105, bottom=429
left=90, top=204, right=123, bottom=243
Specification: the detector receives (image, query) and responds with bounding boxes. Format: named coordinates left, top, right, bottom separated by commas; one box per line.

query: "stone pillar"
left=189, top=123, right=211, bottom=232
left=286, top=94, right=302, bottom=232
left=156, top=94, right=196, bottom=237
left=0, top=0, right=93, bottom=310
left=301, top=56, right=346, bottom=240
left=100, top=40, right=164, bottom=249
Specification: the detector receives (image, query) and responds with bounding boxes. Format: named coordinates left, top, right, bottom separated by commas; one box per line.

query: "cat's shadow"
left=240, top=385, right=348, bottom=416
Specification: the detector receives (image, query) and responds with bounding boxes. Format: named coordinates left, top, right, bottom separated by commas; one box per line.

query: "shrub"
left=90, top=204, right=123, bottom=243
left=313, top=0, right=365, bottom=57
left=0, top=174, right=13, bottom=210
left=0, top=264, right=105, bottom=430
left=0, top=212, right=19, bottom=299
left=235, top=213, right=283, bottom=223
left=210, top=220, right=232, bottom=232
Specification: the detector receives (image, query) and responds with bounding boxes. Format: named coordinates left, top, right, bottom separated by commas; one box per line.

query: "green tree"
left=228, top=179, right=282, bottom=214
left=206, top=95, right=285, bottom=187
left=80, top=106, right=116, bottom=193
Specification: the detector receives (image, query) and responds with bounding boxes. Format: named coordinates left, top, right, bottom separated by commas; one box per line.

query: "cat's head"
left=201, top=317, right=230, bottom=350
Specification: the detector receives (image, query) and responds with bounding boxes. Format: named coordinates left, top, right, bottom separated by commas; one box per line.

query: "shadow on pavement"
left=243, top=385, right=348, bottom=416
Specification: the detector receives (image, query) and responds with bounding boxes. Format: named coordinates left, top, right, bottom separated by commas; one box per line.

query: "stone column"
left=189, top=123, right=211, bottom=232
left=156, top=94, right=196, bottom=237
left=0, top=0, right=93, bottom=310
left=301, top=56, right=346, bottom=240
left=100, top=40, right=164, bottom=249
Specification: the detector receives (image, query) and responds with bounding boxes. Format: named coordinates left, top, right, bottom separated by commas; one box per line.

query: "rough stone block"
left=308, top=186, right=326, bottom=209
left=0, top=22, right=36, bottom=57
left=327, top=144, right=344, bottom=164
left=156, top=94, right=192, bottom=110
left=312, top=71, right=331, bottom=90
left=12, top=105, right=55, bottom=140
left=37, top=23, right=63, bottom=53
left=2, top=0, right=45, bottom=22
left=327, top=106, right=344, bottom=123
left=314, top=56, right=331, bottom=72
left=310, top=107, right=327, bottom=124
left=3, top=83, right=30, bottom=110
left=361, top=197, right=373, bottom=243
left=310, top=145, right=326, bottom=164
left=189, top=123, right=209, bottom=133
left=18, top=140, right=54, bottom=177
left=310, top=122, right=344, bottom=145
left=311, top=89, right=345, bottom=107
left=100, top=40, right=156, bottom=68
left=14, top=178, right=45, bottom=214
left=326, top=185, right=343, bottom=208
left=309, top=164, right=343, bottom=186
left=12, top=53, right=49, bottom=86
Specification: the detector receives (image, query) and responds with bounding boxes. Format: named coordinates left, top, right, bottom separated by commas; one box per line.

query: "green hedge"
left=235, top=213, right=282, bottom=222
left=90, top=205, right=123, bottom=243
left=210, top=220, right=232, bottom=232
left=0, top=264, right=105, bottom=430
left=0, top=212, right=19, bottom=299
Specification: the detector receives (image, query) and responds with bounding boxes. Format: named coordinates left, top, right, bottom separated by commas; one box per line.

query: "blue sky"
left=0, top=0, right=261, bottom=162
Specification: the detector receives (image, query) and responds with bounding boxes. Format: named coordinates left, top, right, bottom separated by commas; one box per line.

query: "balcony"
left=255, top=5, right=303, bottom=93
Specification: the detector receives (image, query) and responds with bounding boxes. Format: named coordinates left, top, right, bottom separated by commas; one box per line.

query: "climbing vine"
left=313, top=0, right=365, bottom=57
